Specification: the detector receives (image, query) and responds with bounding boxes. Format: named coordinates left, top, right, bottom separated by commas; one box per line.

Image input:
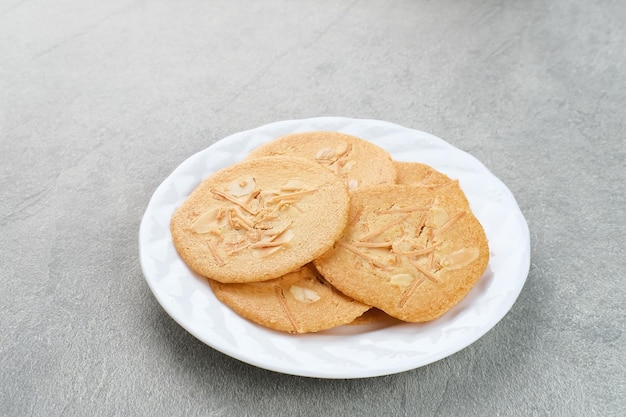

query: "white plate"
left=139, top=117, right=530, bottom=379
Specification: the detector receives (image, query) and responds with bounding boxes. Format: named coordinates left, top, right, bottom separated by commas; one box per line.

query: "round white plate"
left=139, top=117, right=530, bottom=379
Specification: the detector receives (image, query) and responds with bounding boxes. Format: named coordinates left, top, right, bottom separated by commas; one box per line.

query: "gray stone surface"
left=1, top=0, right=625, bottom=416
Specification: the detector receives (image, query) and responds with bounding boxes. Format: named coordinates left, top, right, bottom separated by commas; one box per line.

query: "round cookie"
left=246, top=131, right=396, bottom=190
left=209, top=264, right=371, bottom=334
left=171, top=156, right=350, bottom=283
left=314, top=184, right=489, bottom=322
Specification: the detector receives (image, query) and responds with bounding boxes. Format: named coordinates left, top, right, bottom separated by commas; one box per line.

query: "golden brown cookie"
left=209, top=264, right=371, bottom=333
left=314, top=184, right=489, bottom=322
left=247, top=131, right=396, bottom=190
left=171, top=156, right=350, bottom=283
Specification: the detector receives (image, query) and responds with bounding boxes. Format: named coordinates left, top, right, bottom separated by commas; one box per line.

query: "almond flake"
left=352, top=241, right=392, bottom=248
left=431, top=207, right=449, bottom=228
left=339, top=241, right=392, bottom=270
left=289, top=285, right=321, bottom=303
left=250, top=229, right=294, bottom=258
left=397, top=277, right=425, bottom=308
left=390, top=273, right=414, bottom=288
left=440, top=247, right=480, bottom=270
left=433, top=211, right=466, bottom=237
left=316, top=147, right=336, bottom=160
left=207, top=240, right=225, bottom=267
left=266, top=188, right=316, bottom=205
left=212, top=189, right=256, bottom=214
left=274, top=286, right=300, bottom=333
left=408, top=259, right=439, bottom=282
left=191, top=208, right=226, bottom=233
left=335, top=141, right=350, bottom=157
left=280, top=179, right=306, bottom=191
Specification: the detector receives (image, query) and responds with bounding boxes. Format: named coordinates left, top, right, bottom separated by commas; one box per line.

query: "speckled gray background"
left=1, top=0, right=624, bottom=416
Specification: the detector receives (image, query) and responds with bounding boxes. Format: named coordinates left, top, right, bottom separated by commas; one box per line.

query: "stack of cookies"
left=170, top=132, right=489, bottom=333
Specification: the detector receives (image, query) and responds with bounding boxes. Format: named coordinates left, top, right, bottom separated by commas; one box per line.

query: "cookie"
left=171, top=156, right=350, bottom=283
left=209, top=264, right=370, bottom=333
left=314, top=184, right=489, bottom=322
left=247, top=131, right=396, bottom=190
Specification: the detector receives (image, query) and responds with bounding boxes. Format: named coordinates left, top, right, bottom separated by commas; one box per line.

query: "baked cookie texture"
left=246, top=131, right=396, bottom=190
left=209, top=264, right=370, bottom=334
left=314, top=184, right=489, bottom=322
left=393, top=161, right=471, bottom=206
left=394, top=161, right=453, bottom=188
left=171, top=156, right=350, bottom=283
